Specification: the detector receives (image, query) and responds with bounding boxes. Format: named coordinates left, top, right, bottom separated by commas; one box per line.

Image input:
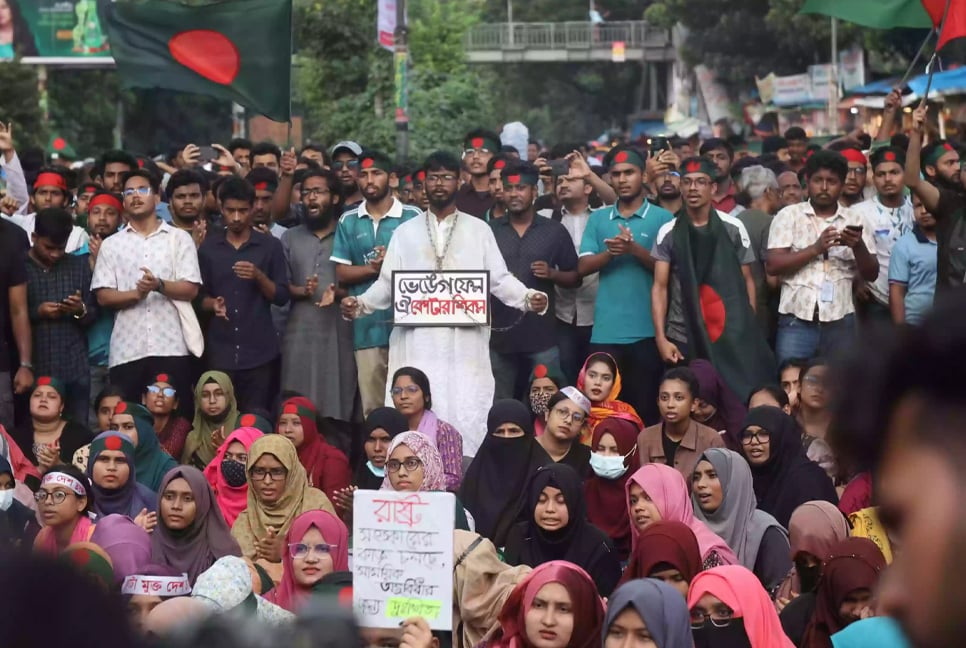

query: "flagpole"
left=921, top=0, right=953, bottom=105
left=897, top=29, right=935, bottom=89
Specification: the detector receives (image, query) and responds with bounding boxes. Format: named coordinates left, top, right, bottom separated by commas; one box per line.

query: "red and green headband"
left=281, top=402, right=316, bottom=420
left=359, top=154, right=393, bottom=173
left=924, top=142, right=957, bottom=168
left=252, top=179, right=279, bottom=193
left=89, top=193, right=122, bottom=212
left=464, top=135, right=501, bottom=152
left=501, top=168, right=539, bottom=187
left=680, top=157, right=718, bottom=178
left=607, top=148, right=646, bottom=171
left=90, top=432, right=135, bottom=461
left=34, top=375, right=65, bottom=397
left=33, top=172, right=68, bottom=191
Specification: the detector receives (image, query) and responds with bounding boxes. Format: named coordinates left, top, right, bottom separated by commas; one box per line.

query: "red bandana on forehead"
left=471, top=137, right=484, bottom=148
left=34, top=172, right=67, bottom=191
left=104, top=435, right=123, bottom=451
left=494, top=159, right=506, bottom=170
left=842, top=149, right=867, bottom=165
left=614, top=151, right=629, bottom=163
left=89, top=193, right=122, bottom=212
left=686, top=160, right=702, bottom=173
left=361, top=158, right=375, bottom=169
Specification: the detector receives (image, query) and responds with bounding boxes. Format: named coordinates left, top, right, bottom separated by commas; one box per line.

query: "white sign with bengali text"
left=352, top=490, right=455, bottom=630
left=392, top=271, right=490, bottom=327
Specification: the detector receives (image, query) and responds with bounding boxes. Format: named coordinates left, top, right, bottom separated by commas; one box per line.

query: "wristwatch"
left=156, top=278, right=166, bottom=294
left=19, top=361, right=33, bottom=369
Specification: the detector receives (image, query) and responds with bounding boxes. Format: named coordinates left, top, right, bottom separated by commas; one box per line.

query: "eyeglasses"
left=386, top=457, right=423, bottom=473
left=288, top=542, right=338, bottom=559
left=740, top=430, right=770, bottom=445
left=122, top=187, right=152, bottom=197
left=802, top=375, right=825, bottom=388
left=302, top=188, right=330, bottom=197
left=846, top=166, right=867, bottom=177
left=146, top=385, right=176, bottom=398
left=681, top=177, right=712, bottom=188
left=462, top=148, right=492, bottom=158
left=425, top=174, right=458, bottom=185
left=34, top=490, right=74, bottom=505
left=690, top=607, right=734, bottom=629
left=250, top=467, right=288, bottom=481
left=391, top=385, right=421, bottom=396
left=332, top=160, right=360, bottom=171
left=550, top=407, right=585, bottom=424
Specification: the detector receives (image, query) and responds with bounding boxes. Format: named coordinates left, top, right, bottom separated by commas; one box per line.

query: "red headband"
left=89, top=193, right=122, bottom=212
left=34, top=172, right=67, bottom=191
left=841, top=149, right=867, bottom=165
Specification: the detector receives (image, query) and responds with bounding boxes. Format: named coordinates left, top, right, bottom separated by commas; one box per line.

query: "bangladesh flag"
left=671, top=210, right=775, bottom=403
left=802, top=0, right=966, bottom=50
left=98, top=0, right=292, bottom=122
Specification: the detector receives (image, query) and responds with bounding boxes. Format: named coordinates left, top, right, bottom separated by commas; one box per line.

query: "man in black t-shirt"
left=0, top=219, right=33, bottom=430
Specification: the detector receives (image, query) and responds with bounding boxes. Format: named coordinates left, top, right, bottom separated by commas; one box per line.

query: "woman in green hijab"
left=183, top=372, right=240, bottom=469
left=110, top=401, right=178, bottom=492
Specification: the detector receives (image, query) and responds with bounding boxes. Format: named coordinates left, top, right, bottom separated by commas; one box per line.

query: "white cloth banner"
left=377, top=0, right=396, bottom=52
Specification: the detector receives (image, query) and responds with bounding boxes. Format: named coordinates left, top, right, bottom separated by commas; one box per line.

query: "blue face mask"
left=589, top=452, right=628, bottom=480
left=367, top=461, right=386, bottom=478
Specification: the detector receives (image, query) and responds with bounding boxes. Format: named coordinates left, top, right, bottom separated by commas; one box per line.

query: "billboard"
left=6, top=0, right=111, bottom=60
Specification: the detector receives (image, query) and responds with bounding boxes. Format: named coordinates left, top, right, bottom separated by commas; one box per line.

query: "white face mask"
left=589, top=452, right=628, bottom=480
left=367, top=461, right=386, bottom=478
left=0, top=487, right=14, bottom=511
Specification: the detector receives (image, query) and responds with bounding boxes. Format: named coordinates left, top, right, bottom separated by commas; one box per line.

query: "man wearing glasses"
left=341, top=151, right=549, bottom=456
left=456, top=129, right=500, bottom=219
left=329, top=140, right=364, bottom=211
left=91, top=169, right=201, bottom=414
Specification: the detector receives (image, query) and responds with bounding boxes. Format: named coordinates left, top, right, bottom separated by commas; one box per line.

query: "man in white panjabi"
left=341, top=152, right=548, bottom=456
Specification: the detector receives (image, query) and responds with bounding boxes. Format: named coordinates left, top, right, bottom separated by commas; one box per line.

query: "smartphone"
left=198, top=145, right=219, bottom=163
left=649, top=136, right=670, bottom=155
left=845, top=225, right=863, bottom=233
left=549, top=159, right=570, bottom=176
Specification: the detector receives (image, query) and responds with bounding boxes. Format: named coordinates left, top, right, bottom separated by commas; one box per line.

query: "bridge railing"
left=465, top=21, right=670, bottom=51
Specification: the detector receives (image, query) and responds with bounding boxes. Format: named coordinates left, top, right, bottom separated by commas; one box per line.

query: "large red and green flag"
left=98, top=0, right=292, bottom=122
left=801, top=0, right=966, bottom=50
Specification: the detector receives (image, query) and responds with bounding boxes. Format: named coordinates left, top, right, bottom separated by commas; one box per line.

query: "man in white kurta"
left=341, top=153, right=547, bottom=456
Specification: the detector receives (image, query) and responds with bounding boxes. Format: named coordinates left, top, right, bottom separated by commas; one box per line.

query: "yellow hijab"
left=230, top=435, right=334, bottom=560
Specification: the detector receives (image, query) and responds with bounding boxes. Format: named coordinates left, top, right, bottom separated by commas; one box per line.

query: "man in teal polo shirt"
left=331, top=150, right=421, bottom=416
left=578, top=145, right=673, bottom=423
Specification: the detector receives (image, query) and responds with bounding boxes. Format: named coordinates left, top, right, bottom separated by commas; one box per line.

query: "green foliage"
left=0, top=63, right=45, bottom=151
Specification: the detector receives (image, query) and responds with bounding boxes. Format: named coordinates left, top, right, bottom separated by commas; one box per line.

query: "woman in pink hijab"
left=268, top=509, right=349, bottom=612
left=688, top=565, right=794, bottom=647
left=202, top=425, right=264, bottom=527
left=626, top=463, right=737, bottom=569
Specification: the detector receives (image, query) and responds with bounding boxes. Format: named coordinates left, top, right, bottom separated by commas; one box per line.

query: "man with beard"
left=766, top=150, right=878, bottom=362
left=7, top=168, right=89, bottom=254
left=92, top=169, right=201, bottom=409
left=778, top=170, right=804, bottom=207
left=551, top=158, right=598, bottom=382
left=699, top=138, right=737, bottom=213
left=852, top=147, right=914, bottom=323
left=280, top=168, right=356, bottom=421
left=456, top=129, right=499, bottom=218
left=484, top=154, right=510, bottom=221
left=489, top=161, right=578, bottom=400
left=651, top=158, right=772, bottom=401
left=245, top=167, right=288, bottom=239
left=331, top=150, right=420, bottom=418
left=652, top=166, right=682, bottom=214
left=198, top=177, right=289, bottom=412
left=341, top=152, right=549, bottom=455
left=904, top=103, right=966, bottom=292
left=889, top=195, right=938, bottom=325
left=836, top=146, right=869, bottom=208
left=578, top=145, right=674, bottom=422
left=166, top=169, right=209, bottom=248
left=84, top=190, right=121, bottom=424
left=330, top=141, right=363, bottom=210
left=93, top=150, right=138, bottom=193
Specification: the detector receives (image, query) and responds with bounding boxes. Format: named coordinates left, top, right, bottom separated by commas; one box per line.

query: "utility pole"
left=394, top=0, right=409, bottom=164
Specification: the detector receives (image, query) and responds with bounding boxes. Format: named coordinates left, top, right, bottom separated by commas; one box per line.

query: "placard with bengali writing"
left=392, top=271, right=489, bottom=326
left=352, top=490, right=455, bottom=630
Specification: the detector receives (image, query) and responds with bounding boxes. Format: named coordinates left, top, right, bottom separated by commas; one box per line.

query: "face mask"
left=589, top=452, right=628, bottom=480
left=530, top=391, right=552, bottom=416
left=692, top=619, right=753, bottom=648
left=221, top=459, right=248, bottom=488
left=367, top=461, right=386, bottom=478
left=796, top=562, right=822, bottom=593
left=0, top=488, right=13, bottom=511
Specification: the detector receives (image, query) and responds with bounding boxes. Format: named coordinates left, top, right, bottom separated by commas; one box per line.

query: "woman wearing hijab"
left=150, top=466, right=242, bottom=586
left=356, top=407, right=408, bottom=490
left=799, top=538, right=886, bottom=648
left=0, top=455, right=36, bottom=548
left=692, top=448, right=791, bottom=590
left=603, top=579, right=693, bottom=648
left=489, top=560, right=605, bottom=648
left=203, top=426, right=264, bottom=528
left=382, top=431, right=472, bottom=530
left=10, top=377, right=92, bottom=490
left=527, top=363, right=563, bottom=438
left=268, top=509, right=349, bottom=612
left=453, top=530, right=533, bottom=648
left=33, top=466, right=97, bottom=554
left=775, top=501, right=851, bottom=612
left=461, top=399, right=552, bottom=548
left=276, top=396, right=351, bottom=503
left=536, top=388, right=592, bottom=479
left=620, top=520, right=703, bottom=597
left=577, top=353, right=644, bottom=445
left=503, top=463, right=621, bottom=597
left=391, top=366, right=464, bottom=490
left=688, top=565, right=795, bottom=648
left=86, top=431, right=157, bottom=522
left=183, top=371, right=240, bottom=469
left=110, top=402, right=178, bottom=493
left=231, top=435, right=335, bottom=563
left=584, top=414, right=640, bottom=560
left=627, top=463, right=738, bottom=569
left=90, top=514, right=152, bottom=585
left=143, top=373, right=192, bottom=461
left=739, top=407, right=838, bottom=528
left=689, top=360, right=748, bottom=450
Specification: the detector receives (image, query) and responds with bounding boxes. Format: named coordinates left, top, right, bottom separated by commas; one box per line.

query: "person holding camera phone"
left=766, top=150, right=878, bottom=363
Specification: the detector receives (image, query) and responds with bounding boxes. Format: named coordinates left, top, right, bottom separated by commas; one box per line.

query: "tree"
left=0, top=63, right=45, bottom=152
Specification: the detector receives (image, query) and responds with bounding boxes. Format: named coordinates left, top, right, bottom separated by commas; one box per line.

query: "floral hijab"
left=380, top=431, right=445, bottom=492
